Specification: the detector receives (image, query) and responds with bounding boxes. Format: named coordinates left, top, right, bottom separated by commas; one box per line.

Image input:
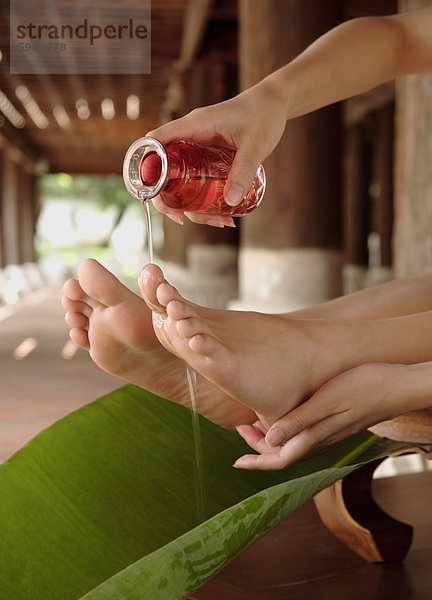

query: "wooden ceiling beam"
left=0, top=0, right=191, bottom=173
left=0, top=116, right=41, bottom=163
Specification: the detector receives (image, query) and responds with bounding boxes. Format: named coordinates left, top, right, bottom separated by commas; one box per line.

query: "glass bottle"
left=123, top=136, right=266, bottom=216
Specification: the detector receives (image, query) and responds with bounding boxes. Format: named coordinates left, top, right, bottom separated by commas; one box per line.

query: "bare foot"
left=140, top=264, right=371, bottom=427
left=62, top=259, right=256, bottom=429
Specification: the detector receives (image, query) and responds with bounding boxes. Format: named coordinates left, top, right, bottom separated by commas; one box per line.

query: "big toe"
left=78, top=258, right=130, bottom=307
left=139, top=263, right=167, bottom=311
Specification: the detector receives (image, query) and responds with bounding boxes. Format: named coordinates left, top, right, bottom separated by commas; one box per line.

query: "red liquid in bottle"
left=139, top=139, right=265, bottom=216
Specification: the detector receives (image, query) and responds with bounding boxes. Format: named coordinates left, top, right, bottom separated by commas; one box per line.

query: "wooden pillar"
left=393, top=0, right=432, bottom=276
left=162, top=218, right=187, bottom=266
left=0, top=144, right=21, bottom=266
left=0, top=147, right=4, bottom=268
left=18, top=170, right=37, bottom=263
left=372, top=103, right=394, bottom=270
left=234, top=0, right=343, bottom=312
left=0, top=142, right=36, bottom=267
left=342, top=123, right=370, bottom=293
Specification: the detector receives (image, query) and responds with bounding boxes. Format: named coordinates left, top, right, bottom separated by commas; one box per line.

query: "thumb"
left=225, top=144, right=263, bottom=207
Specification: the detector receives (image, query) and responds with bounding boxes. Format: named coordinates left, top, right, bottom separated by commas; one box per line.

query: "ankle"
left=302, top=317, right=371, bottom=380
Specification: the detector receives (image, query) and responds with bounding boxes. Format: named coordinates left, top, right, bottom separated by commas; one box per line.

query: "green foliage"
left=38, top=173, right=132, bottom=209
left=0, top=385, right=416, bottom=600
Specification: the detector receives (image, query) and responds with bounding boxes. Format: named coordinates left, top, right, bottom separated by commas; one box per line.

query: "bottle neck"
left=123, top=136, right=169, bottom=201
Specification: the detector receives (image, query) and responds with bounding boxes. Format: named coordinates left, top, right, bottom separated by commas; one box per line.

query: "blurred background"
left=1, top=0, right=431, bottom=310
left=0, top=0, right=431, bottom=477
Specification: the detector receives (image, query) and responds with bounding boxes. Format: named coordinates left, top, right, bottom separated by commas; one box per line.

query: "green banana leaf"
left=0, top=384, right=420, bottom=600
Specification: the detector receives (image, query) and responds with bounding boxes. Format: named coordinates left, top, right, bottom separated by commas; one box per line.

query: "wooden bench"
left=314, top=410, right=432, bottom=562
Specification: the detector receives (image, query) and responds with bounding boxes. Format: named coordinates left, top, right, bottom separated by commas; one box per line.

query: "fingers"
left=235, top=412, right=323, bottom=470
left=233, top=364, right=398, bottom=471
left=234, top=392, right=370, bottom=471
left=264, top=364, right=389, bottom=452
left=152, top=196, right=184, bottom=224
left=146, top=115, right=196, bottom=146
left=233, top=381, right=361, bottom=470
left=146, top=104, right=259, bottom=217
left=234, top=446, right=286, bottom=470
left=146, top=106, right=221, bottom=146
left=235, top=424, right=274, bottom=454
left=234, top=415, right=358, bottom=471
left=264, top=394, right=338, bottom=448
left=152, top=196, right=236, bottom=228
left=184, top=212, right=236, bottom=228
left=225, top=139, right=264, bottom=207
left=147, top=103, right=260, bottom=219
left=252, top=419, right=268, bottom=436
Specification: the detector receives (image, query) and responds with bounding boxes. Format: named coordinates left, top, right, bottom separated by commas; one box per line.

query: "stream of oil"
left=186, top=364, right=207, bottom=523
left=143, top=201, right=154, bottom=264
left=142, top=200, right=207, bottom=523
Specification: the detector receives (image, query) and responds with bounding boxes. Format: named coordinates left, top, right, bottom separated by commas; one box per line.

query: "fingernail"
left=170, top=214, right=184, bottom=225
left=233, top=456, right=256, bottom=469
left=138, top=267, right=150, bottom=287
left=235, top=425, right=246, bottom=438
left=266, top=427, right=286, bottom=448
left=203, top=217, right=224, bottom=228
left=225, top=183, right=244, bottom=206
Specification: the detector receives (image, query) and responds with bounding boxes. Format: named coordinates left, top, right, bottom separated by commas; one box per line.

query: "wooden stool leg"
left=314, top=459, right=413, bottom=563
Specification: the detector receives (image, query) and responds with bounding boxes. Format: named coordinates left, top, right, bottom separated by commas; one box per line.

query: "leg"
left=140, top=264, right=432, bottom=427
left=62, top=259, right=256, bottom=429
left=291, top=269, right=432, bottom=321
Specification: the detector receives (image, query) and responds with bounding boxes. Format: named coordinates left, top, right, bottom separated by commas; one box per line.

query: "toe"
left=62, top=295, right=92, bottom=317
left=139, top=263, right=166, bottom=311
left=70, top=328, right=90, bottom=349
left=156, top=282, right=180, bottom=308
left=166, top=299, right=199, bottom=321
left=78, top=258, right=130, bottom=307
left=63, top=279, right=87, bottom=302
left=189, top=333, right=223, bottom=357
left=65, top=311, right=88, bottom=329
left=176, top=317, right=213, bottom=339
left=63, top=277, right=100, bottom=310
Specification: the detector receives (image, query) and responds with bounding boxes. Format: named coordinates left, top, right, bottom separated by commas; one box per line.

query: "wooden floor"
left=193, top=471, right=432, bottom=600
left=1, top=289, right=431, bottom=599
left=0, top=287, right=121, bottom=463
